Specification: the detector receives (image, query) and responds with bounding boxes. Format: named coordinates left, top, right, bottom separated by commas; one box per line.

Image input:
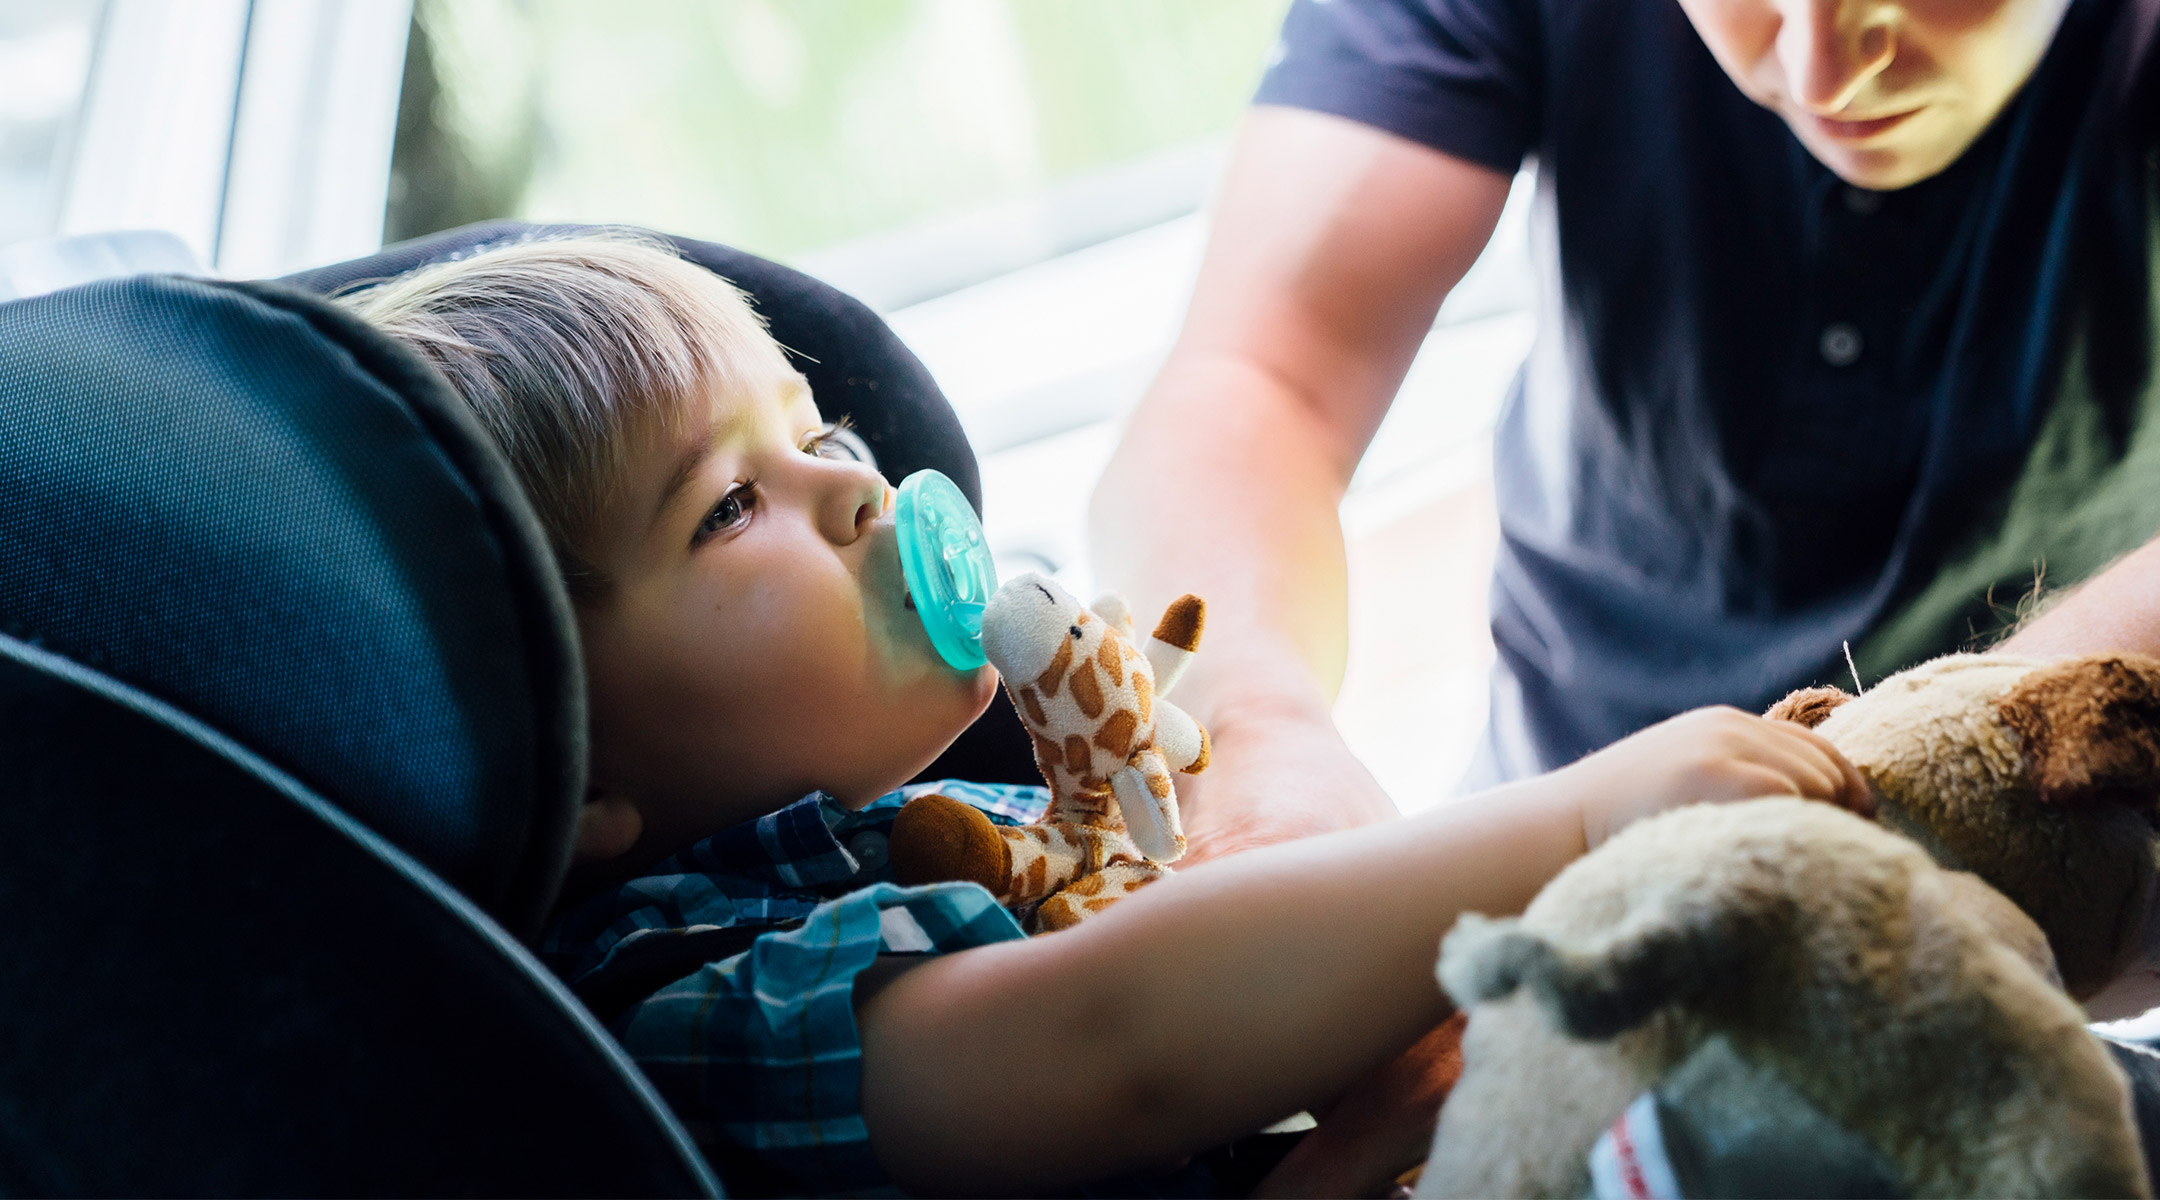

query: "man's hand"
left=1089, top=110, right=1513, bottom=867
left=1179, top=700, right=1399, bottom=866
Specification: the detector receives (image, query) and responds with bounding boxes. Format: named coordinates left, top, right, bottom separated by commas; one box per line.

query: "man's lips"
left=1809, top=106, right=1922, bottom=141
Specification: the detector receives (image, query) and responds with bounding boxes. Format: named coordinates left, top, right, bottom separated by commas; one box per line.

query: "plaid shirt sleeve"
left=612, top=880, right=1026, bottom=1197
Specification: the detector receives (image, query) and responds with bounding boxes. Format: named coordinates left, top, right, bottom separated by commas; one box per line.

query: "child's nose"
left=818, top=460, right=889, bottom=545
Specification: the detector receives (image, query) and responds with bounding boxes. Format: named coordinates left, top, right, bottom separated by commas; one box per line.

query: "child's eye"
left=694, top=484, right=755, bottom=544
left=800, top=419, right=873, bottom=465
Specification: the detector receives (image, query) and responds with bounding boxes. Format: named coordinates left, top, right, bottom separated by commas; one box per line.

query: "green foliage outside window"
left=389, top=0, right=1288, bottom=260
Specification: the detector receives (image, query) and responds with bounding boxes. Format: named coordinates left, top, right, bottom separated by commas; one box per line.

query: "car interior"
left=0, top=220, right=1046, bottom=1194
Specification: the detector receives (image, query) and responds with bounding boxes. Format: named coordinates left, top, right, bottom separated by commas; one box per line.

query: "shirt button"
left=849, top=830, right=889, bottom=871
left=1820, top=322, right=1864, bottom=367
left=1842, top=186, right=1883, bottom=215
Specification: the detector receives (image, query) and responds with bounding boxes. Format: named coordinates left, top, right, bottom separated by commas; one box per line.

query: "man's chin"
left=1788, top=116, right=1980, bottom=192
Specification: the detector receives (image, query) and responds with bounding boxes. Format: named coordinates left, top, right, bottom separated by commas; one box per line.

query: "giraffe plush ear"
left=1996, top=654, right=2160, bottom=810
left=1090, top=592, right=1136, bottom=641
left=1766, top=686, right=1854, bottom=729
left=1145, top=595, right=1205, bottom=697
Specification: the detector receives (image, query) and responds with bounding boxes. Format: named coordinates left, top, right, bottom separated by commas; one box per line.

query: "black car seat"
left=0, top=220, right=1024, bottom=1194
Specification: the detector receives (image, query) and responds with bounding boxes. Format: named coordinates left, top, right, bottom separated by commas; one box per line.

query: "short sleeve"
left=611, top=881, right=1026, bottom=1197
left=1253, top=0, right=1544, bottom=174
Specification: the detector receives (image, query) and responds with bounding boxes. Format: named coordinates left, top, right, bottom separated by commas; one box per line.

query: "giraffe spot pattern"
left=1031, top=730, right=1061, bottom=766
left=1094, top=709, right=1138, bottom=758
left=1069, top=660, right=1104, bottom=719
left=1081, top=828, right=1107, bottom=873
left=1133, top=671, right=1152, bottom=725
left=1148, top=767, right=1172, bottom=798
left=1098, top=638, right=1123, bottom=687
left=1019, top=685, right=1047, bottom=728
left=1064, top=735, right=1092, bottom=775
left=1037, top=899, right=1082, bottom=933
left=1039, top=638, right=1073, bottom=695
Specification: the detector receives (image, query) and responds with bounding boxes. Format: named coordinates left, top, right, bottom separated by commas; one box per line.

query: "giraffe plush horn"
left=1145, top=595, right=1205, bottom=697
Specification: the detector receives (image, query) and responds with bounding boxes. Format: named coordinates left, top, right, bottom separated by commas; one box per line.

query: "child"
left=339, top=234, right=1869, bottom=1197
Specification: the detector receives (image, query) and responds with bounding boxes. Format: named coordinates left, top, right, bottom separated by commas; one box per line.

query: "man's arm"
left=1089, top=106, right=1514, bottom=862
left=1999, top=537, right=2160, bottom=658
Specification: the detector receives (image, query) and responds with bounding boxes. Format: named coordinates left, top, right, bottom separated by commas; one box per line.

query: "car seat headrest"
left=284, top=220, right=983, bottom=511
left=0, top=223, right=987, bottom=941
left=0, top=274, right=582, bottom=939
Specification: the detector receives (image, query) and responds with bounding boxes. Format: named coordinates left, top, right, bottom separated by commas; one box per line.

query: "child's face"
left=574, top=369, right=998, bottom=859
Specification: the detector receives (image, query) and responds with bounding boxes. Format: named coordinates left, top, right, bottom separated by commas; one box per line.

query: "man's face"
left=575, top=371, right=997, bottom=858
left=1676, top=0, right=2072, bottom=189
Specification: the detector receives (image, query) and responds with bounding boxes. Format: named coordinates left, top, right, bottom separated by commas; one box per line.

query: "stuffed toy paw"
left=892, top=573, right=1210, bottom=932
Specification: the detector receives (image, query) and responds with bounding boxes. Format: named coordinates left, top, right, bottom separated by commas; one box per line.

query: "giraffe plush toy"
left=890, top=572, right=1211, bottom=932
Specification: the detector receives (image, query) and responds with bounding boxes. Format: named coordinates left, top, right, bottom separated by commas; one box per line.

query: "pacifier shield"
left=895, top=468, right=996, bottom=671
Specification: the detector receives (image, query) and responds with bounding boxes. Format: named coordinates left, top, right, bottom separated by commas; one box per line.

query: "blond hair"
left=337, top=233, right=792, bottom=600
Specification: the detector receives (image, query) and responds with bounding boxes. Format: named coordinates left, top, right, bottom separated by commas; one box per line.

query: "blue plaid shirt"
left=540, top=780, right=1048, bottom=1197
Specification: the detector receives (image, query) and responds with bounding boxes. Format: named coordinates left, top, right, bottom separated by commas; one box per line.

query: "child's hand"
left=1558, top=706, right=1873, bottom=849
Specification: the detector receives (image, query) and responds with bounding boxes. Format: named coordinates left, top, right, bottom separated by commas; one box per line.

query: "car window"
left=0, top=0, right=104, bottom=246
left=386, top=0, right=1286, bottom=308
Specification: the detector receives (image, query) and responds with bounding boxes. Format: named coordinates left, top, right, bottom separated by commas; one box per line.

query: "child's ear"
left=573, top=790, right=645, bottom=864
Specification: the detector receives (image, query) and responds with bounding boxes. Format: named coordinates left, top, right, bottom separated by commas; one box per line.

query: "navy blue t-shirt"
left=1258, top=0, right=2160, bottom=778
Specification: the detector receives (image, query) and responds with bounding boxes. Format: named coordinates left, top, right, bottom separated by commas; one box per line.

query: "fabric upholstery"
left=0, top=635, right=715, bottom=1195
left=0, top=275, right=584, bottom=938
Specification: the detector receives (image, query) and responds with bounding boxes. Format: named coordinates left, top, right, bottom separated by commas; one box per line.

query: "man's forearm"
left=1090, top=349, right=1402, bottom=856
left=1999, top=537, right=2160, bottom=657
left=1089, top=347, right=1365, bottom=728
left=1086, top=109, right=1514, bottom=855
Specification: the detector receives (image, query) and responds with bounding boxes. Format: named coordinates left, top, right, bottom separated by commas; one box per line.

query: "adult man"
left=1094, top=0, right=2158, bottom=862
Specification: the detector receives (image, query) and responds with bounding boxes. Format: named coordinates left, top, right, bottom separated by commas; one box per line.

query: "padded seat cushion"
left=0, top=635, right=714, bottom=1196
left=0, top=275, right=582, bottom=938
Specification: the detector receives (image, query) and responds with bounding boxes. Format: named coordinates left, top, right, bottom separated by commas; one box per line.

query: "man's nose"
left=1782, top=0, right=1896, bottom=113
left=816, top=460, right=890, bottom=545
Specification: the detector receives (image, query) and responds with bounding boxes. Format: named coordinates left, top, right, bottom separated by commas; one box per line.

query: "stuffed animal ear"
left=1090, top=592, right=1135, bottom=641
left=1765, top=686, right=1854, bottom=729
left=1995, top=654, right=2160, bottom=810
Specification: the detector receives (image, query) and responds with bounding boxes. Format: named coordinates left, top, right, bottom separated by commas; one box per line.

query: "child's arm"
left=857, top=706, right=1867, bottom=1195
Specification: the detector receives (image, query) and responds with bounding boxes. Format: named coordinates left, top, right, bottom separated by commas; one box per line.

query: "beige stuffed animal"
left=1420, top=652, right=2160, bottom=1198
left=890, top=573, right=1211, bottom=932
left=1768, top=653, right=2160, bottom=999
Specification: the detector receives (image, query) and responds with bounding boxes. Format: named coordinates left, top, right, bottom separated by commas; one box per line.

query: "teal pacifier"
left=895, top=468, right=997, bottom=671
